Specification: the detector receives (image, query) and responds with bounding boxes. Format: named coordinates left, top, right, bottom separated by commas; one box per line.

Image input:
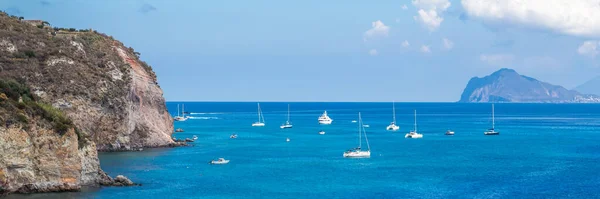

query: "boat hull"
left=405, top=133, right=423, bottom=138
left=252, top=122, right=265, bottom=127
left=280, top=125, right=293, bottom=129
left=343, top=151, right=371, bottom=158
left=318, top=120, right=332, bottom=125
left=386, top=125, right=399, bottom=131
left=210, top=160, right=230, bottom=164
left=484, top=132, right=500, bottom=135
left=319, top=131, right=325, bottom=135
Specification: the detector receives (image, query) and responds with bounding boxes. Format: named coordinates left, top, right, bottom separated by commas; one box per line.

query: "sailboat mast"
left=358, top=112, right=362, bottom=149
left=177, top=104, right=180, bottom=117
left=392, top=101, right=396, bottom=123
left=182, top=104, right=185, bottom=117
left=257, top=103, right=261, bottom=122
left=287, top=104, right=290, bottom=122
left=414, top=110, right=417, bottom=132
left=492, top=104, right=495, bottom=129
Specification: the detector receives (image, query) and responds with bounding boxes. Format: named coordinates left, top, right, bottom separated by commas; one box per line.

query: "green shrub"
left=16, top=113, right=28, bottom=123
left=24, top=50, right=35, bottom=58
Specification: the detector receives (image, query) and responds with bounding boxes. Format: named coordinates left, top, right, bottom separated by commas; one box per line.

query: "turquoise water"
left=9, top=102, right=600, bottom=198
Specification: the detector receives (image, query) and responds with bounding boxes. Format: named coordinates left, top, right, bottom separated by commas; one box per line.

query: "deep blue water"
left=9, top=102, right=600, bottom=198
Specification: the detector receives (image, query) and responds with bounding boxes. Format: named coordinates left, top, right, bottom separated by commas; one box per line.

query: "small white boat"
left=319, top=130, right=325, bottom=135
left=351, top=120, right=357, bottom=123
left=175, top=128, right=184, bottom=132
left=343, top=112, right=371, bottom=158
left=445, top=130, right=454, bottom=135
left=286, top=138, right=290, bottom=142
left=405, top=110, right=423, bottom=139
left=386, top=101, right=400, bottom=131
left=362, top=124, right=370, bottom=128
left=280, top=104, right=293, bottom=129
left=318, top=110, right=333, bottom=124
left=484, top=104, right=500, bottom=135
left=230, top=134, right=238, bottom=139
left=252, top=103, right=266, bottom=127
left=192, top=135, right=198, bottom=140
left=210, top=158, right=230, bottom=165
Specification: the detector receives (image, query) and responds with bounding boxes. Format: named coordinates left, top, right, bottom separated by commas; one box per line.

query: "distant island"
left=459, top=68, right=600, bottom=103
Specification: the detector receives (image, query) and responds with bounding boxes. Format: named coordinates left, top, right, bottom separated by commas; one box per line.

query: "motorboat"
left=318, top=110, right=333, bottom=124
left=192, top=135, right=198, bottom=140
left=175, top=128, right=184, bottom=132
left=319, top=130, right=325, bottom=135
left=230, top=134, right=238, bottom=139
left=286, top=138, right=290, bottom=142
left=210, top=158, right=230, bottom=165
left=445, top=130, right=455, bottom=135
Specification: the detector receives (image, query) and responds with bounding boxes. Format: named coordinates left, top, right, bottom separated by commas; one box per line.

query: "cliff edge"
left=0, top=12, right=174, bottom=194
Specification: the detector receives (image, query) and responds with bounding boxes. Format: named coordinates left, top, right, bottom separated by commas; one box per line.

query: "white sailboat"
left=252, top=103, right=266, bottom=127
left=386, top=101, right=400, bottom=131
left=405, top=110, right=423, bottom=138
left=343, top=112, right=371, bottom=158
left=280, top=104, right=293, bottom=129
left=318, top=110, right=333, bottom=124
left=484, top=104, right=500, bottom=135
left=174, top=104, right=188, bottom=121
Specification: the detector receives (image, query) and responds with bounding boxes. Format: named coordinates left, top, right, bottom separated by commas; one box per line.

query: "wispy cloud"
left=412, top=0, right=451, bottom=32
left=480, top=53, right=515, bottom=66
left=364, top=20, right=390, bottom=41
left=443, top=38, right=454, bottom=50
left=369, top=49, right=378, bottom=56
left=402, top=4, right=408, bottom=10
left=139, top=3, right=157, bottom=14
left=578, top=40, right=600, bottom=57
left=420, top=45, right=431, bottom=53
left=40, top=0, right=51, bottom=6
left=402, top=40, right=410, bottom=48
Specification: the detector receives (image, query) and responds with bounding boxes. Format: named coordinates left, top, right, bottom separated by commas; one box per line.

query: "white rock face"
left=46, top=57, right=75, bottom=66
left=0, top=39, right=17, bottom=53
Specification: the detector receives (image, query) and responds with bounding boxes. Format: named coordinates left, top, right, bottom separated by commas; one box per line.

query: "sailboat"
left=252, top=103, right=266, bottom=127
left=318, top=110, right=333, bottom=124
left=280, top=104, right=293, bottom=129
left=405, top=110, right=423, bottom=138
left=173, top=104, right=188, bottom=121
left=484, top=104, right=500, bottom=135
left=386, top=101, right=400, bottom=131
left=343, top=112, right=371, bottom=158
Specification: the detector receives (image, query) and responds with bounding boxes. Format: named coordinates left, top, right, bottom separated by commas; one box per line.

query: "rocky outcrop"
left=459, top=68, right=600, bottom=103
left=0, top=11, right=170, bottom=195
left=0, top=12, right=175, bottom=151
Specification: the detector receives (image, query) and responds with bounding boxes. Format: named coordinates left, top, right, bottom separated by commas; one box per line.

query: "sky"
left=1, top=0, right=600, bottom=102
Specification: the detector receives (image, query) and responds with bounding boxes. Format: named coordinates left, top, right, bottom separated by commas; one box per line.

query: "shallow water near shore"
left=8, top=102, right=600, bottom=198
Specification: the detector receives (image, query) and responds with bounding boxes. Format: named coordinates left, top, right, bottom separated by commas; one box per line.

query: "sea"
left=7, top=102, right=600, bottom=199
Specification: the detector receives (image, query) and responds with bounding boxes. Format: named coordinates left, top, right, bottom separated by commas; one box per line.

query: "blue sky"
left=2, top=0, right=599, bottom=102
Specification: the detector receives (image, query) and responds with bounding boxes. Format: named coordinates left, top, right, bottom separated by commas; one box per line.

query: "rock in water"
left=0, top=11, right=167, bottom=194
left=114, top=175, right=135, bottom=186
left=459, top=68, right=600, bottom=103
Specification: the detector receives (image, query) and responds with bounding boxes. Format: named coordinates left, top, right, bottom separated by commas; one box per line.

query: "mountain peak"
left=459, top=69, right=600, bottom=103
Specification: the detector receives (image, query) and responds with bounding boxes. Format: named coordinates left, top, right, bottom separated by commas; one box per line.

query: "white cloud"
left=364, top=20, right=390, bottom=41
left=412, top=0, right=451, bottom=31
left=420, top=45, right=431, bottom=53
left=369, top=49, right=378, bottom=56
left=402, top=40, right=410, bottom=47
left=443, top=38, right=454, bottom=50
left=461, top=0, right=600, bottom=38
left=578, top=40, right=600, bottom=57
left=402, top=4, right=408, bottom=10
left=412, top=0, right=451, bottom=11
left=480, top=53, right=515, bottom=66
left=414, top=9, right=443, bottom=31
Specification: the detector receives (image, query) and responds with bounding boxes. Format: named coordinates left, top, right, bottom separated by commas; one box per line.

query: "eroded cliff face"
left=0, top=12, right=173, bottom=194
left=0, top=126, right=100, bottom=193
left=0, top=13, right=174, bottom=151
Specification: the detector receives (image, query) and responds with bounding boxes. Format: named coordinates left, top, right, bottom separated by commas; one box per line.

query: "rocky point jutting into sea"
left=0, top=12, right=177, bottom=195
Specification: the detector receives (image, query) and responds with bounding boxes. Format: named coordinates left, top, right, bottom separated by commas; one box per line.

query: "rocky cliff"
left=459, top=68, right=600, bottom=103
left=0, top=12, right=174, bottom=194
